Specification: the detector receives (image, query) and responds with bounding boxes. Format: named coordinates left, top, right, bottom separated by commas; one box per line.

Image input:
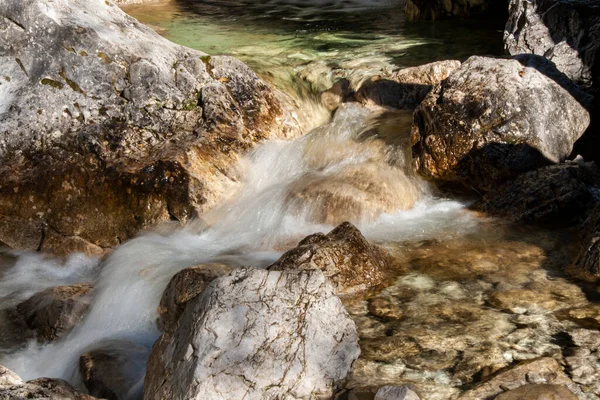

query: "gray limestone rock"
left=144, top=267, right=360, bottom=400
left=411, top=56, right=590, bottom=192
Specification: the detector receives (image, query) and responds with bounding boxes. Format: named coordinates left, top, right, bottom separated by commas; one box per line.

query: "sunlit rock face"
left=0, top=0, right=301, bottom=256
left=144, top=267, right=360, bottom=400
left=411, top=56, right=590, bottom=193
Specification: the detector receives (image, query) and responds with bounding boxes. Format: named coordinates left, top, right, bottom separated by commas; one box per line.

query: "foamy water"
left=0, top=103, right=479, bottom=398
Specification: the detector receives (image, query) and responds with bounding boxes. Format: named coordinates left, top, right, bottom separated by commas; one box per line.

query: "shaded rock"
left=144, top=267, right=360, bottom=400
left=504, top=0, right=600, bottom=89
left=471, top=163, right=600, bottom=226
left=268, top=222, right=392, bottom=294
left=572, top=205, right=600, bottom=280
left=16, top=283, right=93, bottom=342
left=80, top=340, right=149, bottom=400
left=375, top=385, right=420, bottom=400
left=0, top=0, right=300, bottom=255
left=0, top=365, right=95, bottom=399
left=356, top=61, right=461, bottom=109
left=156, top=262, right=233, bottom=332
left=411, top=56, right=590, bottom=192
left=405, top=0, right=501, bottom=20
left=494, top=384, right=578, bottom=400
left=458, top=358, right=579, bottom=399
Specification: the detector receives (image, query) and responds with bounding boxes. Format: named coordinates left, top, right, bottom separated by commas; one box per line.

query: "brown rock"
left=459, top=358, right=578, bottom=399
left=0, top=0, right=301, bottom=256
left=494, top=384, right=578, bottom=400
left=80, top=340, right=149, bottom=400
left=405, top=0, right=501, bottom=20
left=156, top=263, right=233, bottom=332
left=556, top=304, right=600, bottom=329
left=472, top=163, right=600, bottom=226
left=0, top=365, right=95, bottom=400
left=16, top=284, right=93, bottom=342
left=268, top=222, right=392, bottom=294
left=356, top=61, right=461, bottom=109
left=411, top=56, right=590, bottom=193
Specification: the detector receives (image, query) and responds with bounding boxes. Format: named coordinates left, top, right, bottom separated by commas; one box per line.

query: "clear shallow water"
left=0, top=1, right=507, bottom=397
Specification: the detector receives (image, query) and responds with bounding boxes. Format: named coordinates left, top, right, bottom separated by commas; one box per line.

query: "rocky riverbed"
left=1, top=0, right=600, bottom=399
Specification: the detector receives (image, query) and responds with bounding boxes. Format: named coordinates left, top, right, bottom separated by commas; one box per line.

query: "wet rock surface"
left=494, top=384, right=578, bottom=400
left=504, top=0, right=600, bottom=89
left=411, top=56, right=590, bottom=192
left=144, top=267, right=360, bottom=400
left=156, top=262, right=233, bottom=332
left=0, top=0, right=300, bottom=255
left=269, top=222, right=393, bottom=294
left=355, top=60, right=461, bottom=109
left=471, top=163, right=600, bottom=226
left=0, top=365, right=96, bottom=399
left=79, top=340, right=149, bottom=400
left=15, top=283, right=93, bottom=342
left=341, top=224, right=600, bottom=399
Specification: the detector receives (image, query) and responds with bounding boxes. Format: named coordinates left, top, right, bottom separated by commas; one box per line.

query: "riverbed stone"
left=16, top=283, right=93, bottom=342
left=0, top=365, right=23, bottom=387
left=0, top=0, right=300, bottom=255
left=144, top=267, right=360, bottom=400
left=355, top=60, right=461, bottom=109
left=411, top=56, right=590, bottom=193
left=494, top=384, right=578, bottom=400
left=79, top=340, right=149, bottom=400
left=375, top=385, right=421, bottom=400
left=471, top=163, right=600, bottom=226
left=156, top=262, right=233, bottom=332
left=268, top=222, right=392, bottom=294
left=458, top=358, right=578, bottom=399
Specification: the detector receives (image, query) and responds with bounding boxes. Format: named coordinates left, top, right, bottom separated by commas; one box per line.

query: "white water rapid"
left=0, top=104, right=479, bottom=398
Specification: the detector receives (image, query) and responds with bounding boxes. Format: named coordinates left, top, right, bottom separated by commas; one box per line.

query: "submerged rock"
left=0, top=0, right=300, bottom=255
left=156, top=262, right=233, bottom=332
left=471, top=163, right=600, bottom=226
left=411, top=56, right=590, bottom=192
left=375, top=385, right=421, bottom=400
left=0, top=365, right=95, bottom=399
left=268, top=222, right=392, bottom=294
left=16, top=283, right=93, bottom=342
left=356, top=60, right=461, bottom=109
left=494, top=384, right=578, bottom=400
left=504, top=0, right=600, bottom=89
left=80, top=340, right=149, bottom=400
left=144, top=267, right=360, bottom=400
left=459, top=358, right=579, bottom=399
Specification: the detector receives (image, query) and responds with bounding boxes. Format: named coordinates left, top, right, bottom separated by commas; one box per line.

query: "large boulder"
left=16, top=283, right=93, bottom=342
left=268, top=222, right=392, bottom=295
left=156, top=263, right=233, bottom=333
left=79, top=340, right=149, bottom=400
left=411, top=56, right=590, bottom=192
left=0, top=0, right=300, bottom=255
left=355, top=60, right=461, bottom=109
left=471, top=163, right=600, bottom=226
left=504, top=0, right=600, bottom=89
left=0, top=365, right=95, bottom=400
left=144, top=267, right=360, bottom=400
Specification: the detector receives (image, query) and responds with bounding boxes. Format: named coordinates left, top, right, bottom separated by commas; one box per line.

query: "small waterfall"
left=0, top=102, right=478, bottom=396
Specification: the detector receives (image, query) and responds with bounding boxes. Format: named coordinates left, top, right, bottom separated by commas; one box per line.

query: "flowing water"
left=5, top=1, right=595, bottom=399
